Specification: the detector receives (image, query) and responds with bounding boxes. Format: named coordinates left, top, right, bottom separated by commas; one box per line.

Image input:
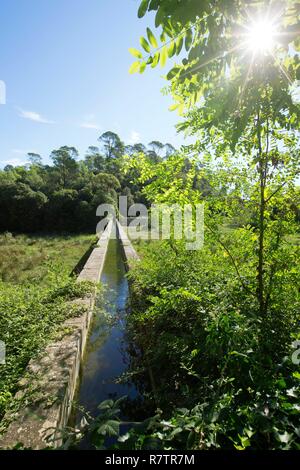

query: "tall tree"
left=27, top=153, right=42, bottom=166
left=51, top=146, right=79, bottom=189
left=131, top=1, right=300, bottom=323
left=164, top=143, right=176, bottom=157
left=84, top=146, right=105, bottom=173
left=148, top=140, right=164, bottom=157
left=98, top=131, right=124, bottom=159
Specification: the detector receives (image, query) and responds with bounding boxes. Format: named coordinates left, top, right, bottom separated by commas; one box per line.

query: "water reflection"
left=74, top=239, right=138, bottom=421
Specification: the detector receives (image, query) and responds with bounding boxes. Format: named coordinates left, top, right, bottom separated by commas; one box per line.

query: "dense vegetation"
left=63, top=0, right=300, bottom=451
left=0, top=133, right=176, bottom=233
left=0, top=0, right=299, bottom=453
left=0, top=233, right=95, bottom=284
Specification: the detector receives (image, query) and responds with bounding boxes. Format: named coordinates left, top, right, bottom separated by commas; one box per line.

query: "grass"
left=0, top=232, right=96, bottom=285
left=0, top=232, right=97, bottom=422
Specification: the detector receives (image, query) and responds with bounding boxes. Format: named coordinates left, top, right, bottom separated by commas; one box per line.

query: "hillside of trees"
left=0, top=131, right=176, bottom=233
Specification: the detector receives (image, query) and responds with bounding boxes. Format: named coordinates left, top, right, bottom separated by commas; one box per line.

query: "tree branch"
left=205, top=222, right=256, bottom=297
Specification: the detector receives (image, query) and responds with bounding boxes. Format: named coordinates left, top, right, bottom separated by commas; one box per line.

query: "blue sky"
left=0, top=0, right=190, bottom=167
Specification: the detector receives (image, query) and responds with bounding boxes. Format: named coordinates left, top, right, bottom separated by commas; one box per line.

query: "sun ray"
left=270, top=51, right=294, bottom=86
left=180, top=43, right=244, bottom=79
left=238, top=52, right=255, bottom=107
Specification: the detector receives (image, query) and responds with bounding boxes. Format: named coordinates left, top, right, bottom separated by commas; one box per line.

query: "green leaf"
left=147, top=55, right=154, bottom=65
left=147, top=28, right=158, bottom=48
left=151, top=52, right=160, bottom=68
left=129, top=61, right=141, bottom=74
left=164, top=21, right=174, bottom=38
left=97, top=399, right=114, bottom=410
left=185, top=28, right=193, bottom=50
left=155, top=6, right=165, bottom=27
left=160, top=31, right=166, bottom=43
left=97, top=419, right=120, bottom=437
left=160, top=46, right=168, bottom=67
left=167, top=67, right=180, bottom=80
left=139, top=62, right=146, bottom=74
left=129, top=48, right=143, bottom=59
left=176, top=36, right=184, bottom=55
left=169, top=103, right=179, bottom=111
left=168, top=41, right=176, bottom=58
left=140, top=36, right=151, bottom=53
left=138, top=0, right=150, bottom=18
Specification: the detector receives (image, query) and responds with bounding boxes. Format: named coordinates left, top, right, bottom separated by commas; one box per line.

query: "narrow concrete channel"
left=0, top=221, right=141, bottom=449
left=74, top=237, right=138, bottom=421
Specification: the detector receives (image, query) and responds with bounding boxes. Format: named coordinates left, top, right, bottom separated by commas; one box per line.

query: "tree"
left=0, top=182, right=47, bottom=232
left=98, top=131, right=124, bottom=159
left=50, top=146, right=79, bottom=189
left=89, top=172, right=121, bottom=208
left=148, top=140, right=164, bottom=157
left=131, top=0, right=300, bottom=322
left=28, top=153, right=42, bottom=166
left=125, top=143, right=147, bottom=155
left=84, top=146, right=105, bottom=173
left=3, top=164, right=14, bottom=172
left=46, top=189, right=80, bottom=232
left=164, top=143, right=176, bottom=157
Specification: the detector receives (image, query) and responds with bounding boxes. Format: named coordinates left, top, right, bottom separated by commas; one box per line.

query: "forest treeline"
left=0, top=131, right=177, bottom=233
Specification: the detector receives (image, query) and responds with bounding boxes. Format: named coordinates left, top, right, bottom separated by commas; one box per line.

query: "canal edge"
left=0, top=221, right=113, bottom=450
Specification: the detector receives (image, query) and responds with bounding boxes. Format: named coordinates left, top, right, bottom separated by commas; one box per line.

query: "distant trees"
left=98, top=131, right=124, bottom=159
left=50, top=146, right=79, bottom=189
left=84, top=146, right=105, bottom=173
left=0, top=182, right=47, bottom=232
left=0, top=131, right=177, bottom=233
left=28, top=153, right=42, bottom=166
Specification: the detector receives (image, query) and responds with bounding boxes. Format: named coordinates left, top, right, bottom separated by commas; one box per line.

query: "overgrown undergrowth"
left=120, top=235, right=300, bottom=450
left=0, top=233, right=96, bottom=421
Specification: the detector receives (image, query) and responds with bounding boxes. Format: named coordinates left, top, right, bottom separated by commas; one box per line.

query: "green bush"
left=0, top=269, right=95, bottom=419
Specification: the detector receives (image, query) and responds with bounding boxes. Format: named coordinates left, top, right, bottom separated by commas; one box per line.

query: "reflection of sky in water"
left=74, top=239, right=138, bottom=420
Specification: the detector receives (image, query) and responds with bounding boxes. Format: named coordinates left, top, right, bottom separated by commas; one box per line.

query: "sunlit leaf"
left=147, top=27, right=158, bottom=48
left=140, top=36, right=151, bottom=53
left=129, top=48, right=143, bottom=59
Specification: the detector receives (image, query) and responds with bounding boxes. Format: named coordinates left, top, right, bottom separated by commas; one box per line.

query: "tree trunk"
left=257, top=109, right=266, bottom=317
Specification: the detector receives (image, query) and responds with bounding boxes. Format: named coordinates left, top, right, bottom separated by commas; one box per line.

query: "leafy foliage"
left=0, top=235, right=96, bottom=420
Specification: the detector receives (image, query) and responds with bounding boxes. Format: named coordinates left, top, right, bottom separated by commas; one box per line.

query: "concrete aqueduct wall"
left=0, top=221, right=115, bottom=449
left=0, top=220, right=140, bottom=449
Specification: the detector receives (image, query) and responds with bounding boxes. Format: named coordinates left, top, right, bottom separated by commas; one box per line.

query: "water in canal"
left=73, top=238, right=140, bottom=446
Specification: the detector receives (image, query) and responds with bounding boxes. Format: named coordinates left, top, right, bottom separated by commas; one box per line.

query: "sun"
left=245, top=19, right=277, bottom=54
